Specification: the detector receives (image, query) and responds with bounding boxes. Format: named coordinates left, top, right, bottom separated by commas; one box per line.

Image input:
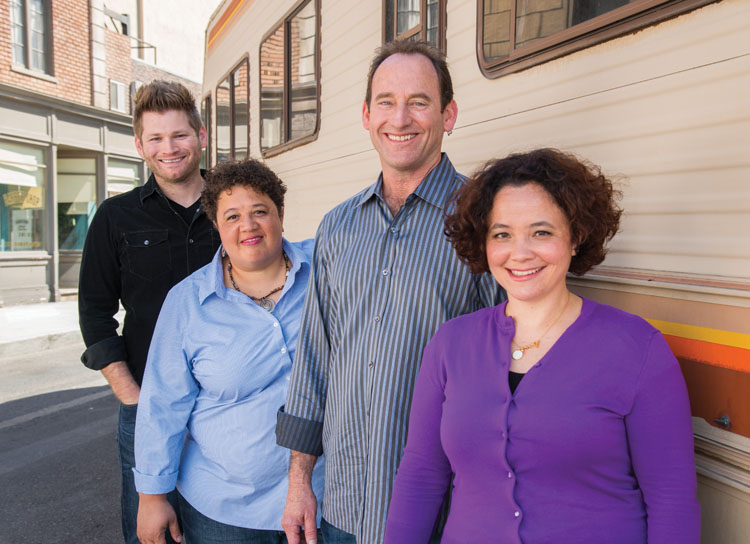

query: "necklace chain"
left=511, top=293, right=571, bottom=361
left=227, top=251, right=290, bottom=312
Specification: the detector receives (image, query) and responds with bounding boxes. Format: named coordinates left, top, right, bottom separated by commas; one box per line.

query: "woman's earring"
left=221, top=247, right=227, bottom=258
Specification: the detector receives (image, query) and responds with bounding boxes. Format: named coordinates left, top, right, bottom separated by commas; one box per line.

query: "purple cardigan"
left=385, top=298, right=699, bottom=544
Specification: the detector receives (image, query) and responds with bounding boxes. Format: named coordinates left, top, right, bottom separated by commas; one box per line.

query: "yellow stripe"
left=646, top=319, right=750, bottom=350
left=208, top=0, right=247, bottom=49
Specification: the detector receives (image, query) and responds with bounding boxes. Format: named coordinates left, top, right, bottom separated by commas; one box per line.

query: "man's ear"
left=443, top=100, right=458, bottom=133
left=134, top=136, right=145, bottom=159
left=362, top=101, right=371, bottom=131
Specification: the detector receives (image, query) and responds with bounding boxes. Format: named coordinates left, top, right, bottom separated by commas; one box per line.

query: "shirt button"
left=390, top=227, right=398, bottom=234
left=374, top=315, right=380, bottom=322
left=507, top=471, right=513, bottom=479
left=500, top=432, right=506, bottom=438
left=514, top=511, right=520, bottom=518
left=382, top=269, right=389, bottom=276
left=281, top=347, right=287, bottom=354
left=368, top=361, right=375, bottom=368
left=273, top=322, right=279, bottom=328
left=189, top=238, right=194, bottom=244
left=144, top=240, right=150, bottom=245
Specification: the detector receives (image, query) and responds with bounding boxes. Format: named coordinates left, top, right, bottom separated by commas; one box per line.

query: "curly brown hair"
left=445, top=148, right=622, bottom=276
left=202, top=159, right=287, bottom=223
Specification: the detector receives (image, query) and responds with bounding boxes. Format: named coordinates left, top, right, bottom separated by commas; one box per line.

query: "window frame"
left=382, top=0, right=447, bottom=52
left=214, top=56, right=250, bottom=163
left=10, top=0, right=53, bottom=75
left=259, top=0, right=321, bottom=159
left=477, top=0, right=719, bottom=79
left=201, top=94, right=212, bottom=168
left=109, top=80, right=128, bottom=113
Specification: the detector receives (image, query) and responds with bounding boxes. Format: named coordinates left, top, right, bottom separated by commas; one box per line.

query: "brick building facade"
left=0, top=0, right=204, bottom=306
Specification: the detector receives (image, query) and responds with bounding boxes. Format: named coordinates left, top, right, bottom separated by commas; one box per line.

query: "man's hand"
left=281, top=451, right=319, bottom=544
left=101, top=360, right=140, bottom=404
left=137, top=493, right=182, bottom=544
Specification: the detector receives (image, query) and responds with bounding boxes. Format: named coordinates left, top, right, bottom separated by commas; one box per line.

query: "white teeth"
left=510, top=267, right=542, bottom=277
left=388, top=134, right=415, bottom=141
left=162, top=158, right=183, bottom=163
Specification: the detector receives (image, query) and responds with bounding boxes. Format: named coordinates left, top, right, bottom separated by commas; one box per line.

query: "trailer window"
left=260, top=0, right=320, bottom=156
left=201, top=95, right=211, bottom=169
left=384, top=0, right=446, bottom=51
left=478, top=0, right=718, bottom=78
left=215, top=58, right=249, bottom=163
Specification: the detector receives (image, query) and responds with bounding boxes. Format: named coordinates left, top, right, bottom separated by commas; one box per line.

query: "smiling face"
left=214, top=185, right=284, bottom=273
left=135, top=109, right=206, bottom=186
left=486, top=183, right=576, bottom=305
left=362, top=53, right=457, bottom=183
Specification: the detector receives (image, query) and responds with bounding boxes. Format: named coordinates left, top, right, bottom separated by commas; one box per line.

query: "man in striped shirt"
left=277, top=41, right=504, bottom=544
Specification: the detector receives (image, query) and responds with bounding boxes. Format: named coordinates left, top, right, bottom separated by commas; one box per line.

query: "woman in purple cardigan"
left=385, top=149, right=699, bottom=543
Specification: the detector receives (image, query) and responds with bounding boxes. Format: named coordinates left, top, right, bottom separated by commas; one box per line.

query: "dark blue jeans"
left=320, top=518, right=355, bottom=544
left=118, top=403, right=180, bottom=544
left=178, top=492, right=306, bottom=543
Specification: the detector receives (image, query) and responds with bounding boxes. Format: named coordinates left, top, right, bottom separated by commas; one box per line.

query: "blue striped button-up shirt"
left=276, top=154, right=505, bottom=542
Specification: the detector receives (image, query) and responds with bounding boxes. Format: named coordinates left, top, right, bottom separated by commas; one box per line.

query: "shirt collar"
left=198, top=238, right=310, bottom=304
left=138, top=170, right=208, bottom=204
left=355, top=153, right=459, bottom=210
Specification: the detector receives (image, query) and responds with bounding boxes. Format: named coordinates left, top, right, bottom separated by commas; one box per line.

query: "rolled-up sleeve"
left=133, top=287, right=198, bottom=494
left=78, top=201, right=127, bottom=370
left=276, top=220, right=332, bottom=456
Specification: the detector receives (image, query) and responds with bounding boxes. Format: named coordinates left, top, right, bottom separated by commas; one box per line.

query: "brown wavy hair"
left=445, top=148, right=622, bottom=276
left=202, top=159, right=287, bottom=223
left=133, top=80, right=202, bottom=139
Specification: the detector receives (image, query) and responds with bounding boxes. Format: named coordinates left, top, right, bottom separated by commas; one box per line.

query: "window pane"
left=107, top=159, right=140, bottom=198
left=57, top=158, right=96, bottom=251
left=260, top=25, right=285, bottom=151
left=201, top=98, right=210, bottom=168
left=29, top=0, right=47, bottom=72
left=397, top=0, right=420, bottom=35
left=232, top=59, right=249, bottom=160
left=426, top=0, right=439, bottom=45
left=0, top=142, right=46, bottom=252
left=289, top=1, right=317, bottom=142
left=10, top=0, right=26, bottom=65
left=216, top=77, right=231, bottom=162
left=515, top=0, right=630, bottom=48
left=483, top=0, right=512, bottom=61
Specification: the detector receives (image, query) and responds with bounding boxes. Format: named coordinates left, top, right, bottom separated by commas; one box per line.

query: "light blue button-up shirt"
left=134, top=238, right=324, bottom=530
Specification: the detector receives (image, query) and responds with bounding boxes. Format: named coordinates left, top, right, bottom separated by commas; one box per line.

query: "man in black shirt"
left=78, top=80, right=220, bottom=544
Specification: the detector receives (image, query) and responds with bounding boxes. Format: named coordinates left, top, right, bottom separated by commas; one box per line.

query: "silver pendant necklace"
left=227, top=251, right=290, bottom=312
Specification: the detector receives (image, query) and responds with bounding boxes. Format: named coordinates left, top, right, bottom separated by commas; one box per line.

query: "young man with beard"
left=78, top=80, right=220, bottom=544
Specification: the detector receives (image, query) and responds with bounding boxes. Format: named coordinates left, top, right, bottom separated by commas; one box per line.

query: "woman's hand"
left=137, top=493, right=182, bottom=544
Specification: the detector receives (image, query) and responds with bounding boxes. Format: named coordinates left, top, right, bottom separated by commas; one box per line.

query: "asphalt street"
left=0, top=341, right=122, bottom=544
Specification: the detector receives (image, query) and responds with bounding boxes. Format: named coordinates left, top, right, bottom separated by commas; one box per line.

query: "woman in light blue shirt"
left=134, top=159, right=324, bottom=544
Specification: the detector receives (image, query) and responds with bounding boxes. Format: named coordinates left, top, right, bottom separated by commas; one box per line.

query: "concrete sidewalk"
left=0, top=300, right=124, bottom=358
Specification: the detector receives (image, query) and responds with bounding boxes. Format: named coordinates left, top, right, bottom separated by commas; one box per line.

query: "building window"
left=107, top=159, right=141, bottom=198
left=57, top=158, right=96, bottom=251
left=0, top=142, right=46, bottom=252
left=201, top=95, right=212, bottom=168
left=215, top=58, right=249, bottom=162
left=260, top=0, right=320, bottom=155
left=384, top=0, right=446, bottom=50
left=10, top=0, right=51, bottom=74
left=478, top=0, right=718, bottom=77
left=110, top=80, right=128, bottom=113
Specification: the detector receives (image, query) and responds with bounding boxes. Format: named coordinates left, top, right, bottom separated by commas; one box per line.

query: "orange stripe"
left=663, top=334, right=750, bottom=373
left=208, top=0, right=247, bottom=49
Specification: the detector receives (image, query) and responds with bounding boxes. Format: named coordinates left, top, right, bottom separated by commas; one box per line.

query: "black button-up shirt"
left=78, top=173, right=220, bottom=385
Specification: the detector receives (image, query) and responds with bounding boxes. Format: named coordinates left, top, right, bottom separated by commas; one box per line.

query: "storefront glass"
left=0, top=142, right=46, bottom=252
left=57, top=157, right=96, bottom=250
left=107, top=159, right=141, bottom=198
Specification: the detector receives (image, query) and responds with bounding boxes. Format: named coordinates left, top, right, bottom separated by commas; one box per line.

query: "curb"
left=0, top=331, right=84, bottom=359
